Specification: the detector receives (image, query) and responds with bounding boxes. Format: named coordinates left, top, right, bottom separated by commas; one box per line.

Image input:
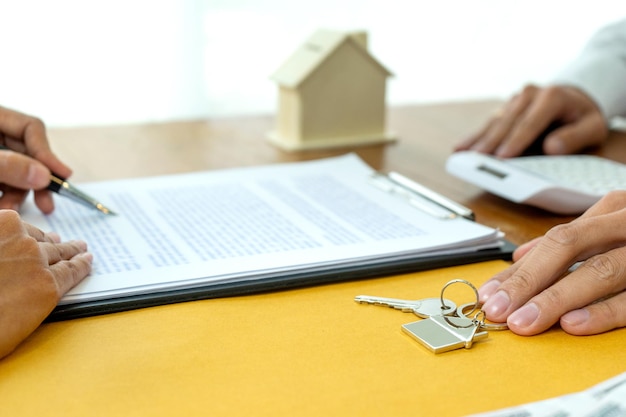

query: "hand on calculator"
left=454, top=84, right=608, bottom=158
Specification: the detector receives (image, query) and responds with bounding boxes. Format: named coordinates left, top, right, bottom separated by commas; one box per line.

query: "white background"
left=1, top=0, right=625, bottom=127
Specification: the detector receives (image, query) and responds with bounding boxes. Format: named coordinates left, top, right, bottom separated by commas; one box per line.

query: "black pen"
left=0, top=145, right=116, bottom=215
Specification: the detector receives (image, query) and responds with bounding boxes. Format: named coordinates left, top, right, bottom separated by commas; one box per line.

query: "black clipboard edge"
left=46, top=240, right=516, bottom=322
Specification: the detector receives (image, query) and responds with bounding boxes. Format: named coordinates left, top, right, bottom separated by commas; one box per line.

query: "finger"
left=469, top=89, right=537, bottom=155
left=454, top=103, right=512, bottom=151
left=481, top=210, right=626, bottom=323
left=49, top=252, right=93, bottom=296
left=454, top=118, right=495, bottom=151
left=560, top=290, right=626, bottom=335
left=580, top=191, right=626, bottom=219
left=478, top=261, right=523, bottom=304
left=0, top=186, right=28, bottom=211
left=455, top=86, right=537, bottom=153
left=33, top=189, right=55, bottom=214
left=0, top=180, right=57, bottom=215
left=543, top=113, right=608, bottom=155
left=23, top=223, right=60, bottom=243
left=40, top=240, right=88, bottom=265
left=0, top=106, right=72, bottom=179
left=480, top=238, right=550, bottom=302
left=494, top=87, right=568, bottom=157
left=512, top=237, right=542, bottom=262
left=481, top=192, right=626, bottom=308
left=0, top=148, right=50, bottom=189
left=2, top=136, right=27, bottom=153
left=507, top=245, right=626, bottom=335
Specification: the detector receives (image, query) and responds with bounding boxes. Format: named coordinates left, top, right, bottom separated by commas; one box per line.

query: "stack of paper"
left=21, top=154, right=510, bottom=318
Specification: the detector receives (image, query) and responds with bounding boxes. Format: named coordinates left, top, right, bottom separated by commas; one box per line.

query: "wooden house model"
left=267, top=29, right=395, bottom=151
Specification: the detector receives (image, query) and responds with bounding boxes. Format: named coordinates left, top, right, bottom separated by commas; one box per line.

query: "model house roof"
left=271, top=29, right=393, bottom=89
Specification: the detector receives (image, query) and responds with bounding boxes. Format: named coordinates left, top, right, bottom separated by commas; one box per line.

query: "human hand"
left=478, top=191, right=626, bottom=336
left=0, top=210, right=92, bottom=358
left=454, top=84, right=609, bottom=158
left=0, top=105, right=72, bottom=213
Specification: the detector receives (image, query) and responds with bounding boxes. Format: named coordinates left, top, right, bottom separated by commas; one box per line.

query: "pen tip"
left=96, top=203, right=117, bottom=216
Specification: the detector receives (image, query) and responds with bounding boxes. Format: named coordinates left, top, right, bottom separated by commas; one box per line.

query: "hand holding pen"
left=0, top=105, right=98, bottom=359
left=0, top=106, right=114, bottom=215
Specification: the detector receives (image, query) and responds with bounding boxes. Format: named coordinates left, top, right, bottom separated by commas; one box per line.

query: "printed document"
left=20, top=154, right=504, bottom=305
left=467, top=370, right=626, bottom=417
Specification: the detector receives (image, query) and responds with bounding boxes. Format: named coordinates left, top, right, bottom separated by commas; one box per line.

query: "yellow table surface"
left=2, top=260, right=625, bottom=417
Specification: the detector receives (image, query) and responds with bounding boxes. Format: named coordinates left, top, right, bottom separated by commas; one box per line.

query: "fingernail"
left=469, top=143, right=487, bottom=153
left=561, top=308, right=590, bottom=326
left=27, top=164, right=49, bottom=188
left=478, top=280, right=501, bottom=303
left=494, top=146, right=513, bottom=158
left=70, top=240, right=88, bottom=251
left=509, top=303, right=540, bottom=328
left=47, top=232, right=61, bottom=243
left=80, top=252, right=94, bottom=262
left=482, top=290, right=511, bottom=317
left=544, top=137, right=564, bottom=154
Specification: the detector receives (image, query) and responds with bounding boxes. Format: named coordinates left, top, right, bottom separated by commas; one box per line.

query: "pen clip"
left=369, top=172, right=474, bottom=221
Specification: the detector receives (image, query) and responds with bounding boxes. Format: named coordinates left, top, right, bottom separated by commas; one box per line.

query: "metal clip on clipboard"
left=369, top=171, right=475, bottom=221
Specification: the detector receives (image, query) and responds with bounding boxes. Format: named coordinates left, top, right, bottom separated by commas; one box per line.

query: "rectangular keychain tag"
left=402, top=315, right=488, bottom=353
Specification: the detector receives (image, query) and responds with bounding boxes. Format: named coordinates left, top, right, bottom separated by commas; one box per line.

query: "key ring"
left=440, top=279, right=480, bottom=316
left=456, top=303, right=509, bottom=331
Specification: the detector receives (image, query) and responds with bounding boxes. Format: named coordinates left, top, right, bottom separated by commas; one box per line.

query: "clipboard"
left=29, top=154, right=515, bottom=322
left=47, top=240, right=515, bottom=321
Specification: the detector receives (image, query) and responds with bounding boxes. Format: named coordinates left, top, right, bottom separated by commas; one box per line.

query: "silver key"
left=401, top=315, right=488, bottom=353
left=354, top=295, right=456, bottom=318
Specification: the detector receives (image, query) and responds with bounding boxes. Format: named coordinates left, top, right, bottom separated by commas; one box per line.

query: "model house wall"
left=268, top=29, right=395, bottom=150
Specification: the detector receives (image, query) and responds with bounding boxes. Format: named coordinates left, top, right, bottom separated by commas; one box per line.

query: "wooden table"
left=48, top=100, right=626, bottom=245
left=2, top=100, right=617, bottom=417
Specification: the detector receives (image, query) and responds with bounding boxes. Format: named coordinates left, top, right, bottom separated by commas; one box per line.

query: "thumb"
left=0, top=149, right=50, bottom=189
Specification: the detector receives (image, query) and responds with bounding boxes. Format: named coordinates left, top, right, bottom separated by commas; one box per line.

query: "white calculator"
left=445, top=151, right=626, bottom=215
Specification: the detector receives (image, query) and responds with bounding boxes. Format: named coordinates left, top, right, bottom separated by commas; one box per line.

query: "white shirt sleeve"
left=553, top=18, right=626, bottom=121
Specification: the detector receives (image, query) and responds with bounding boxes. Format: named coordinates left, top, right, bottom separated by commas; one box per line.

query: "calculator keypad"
left=510, top=155, right=626, bottom=196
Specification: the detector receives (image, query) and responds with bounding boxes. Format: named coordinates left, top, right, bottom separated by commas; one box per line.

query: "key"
left=355, top=295, right=457, bottom=318
left=456, top=302, right=508, bottom=331
left=401, top=315, right=488, bottom=353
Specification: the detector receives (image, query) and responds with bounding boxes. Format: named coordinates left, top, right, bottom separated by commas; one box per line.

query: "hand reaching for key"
left=454, top=84, right=609, bottom=158
left=478, top=190, right=626, bottom=336
left=0, top=210, right=92, bottom=359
